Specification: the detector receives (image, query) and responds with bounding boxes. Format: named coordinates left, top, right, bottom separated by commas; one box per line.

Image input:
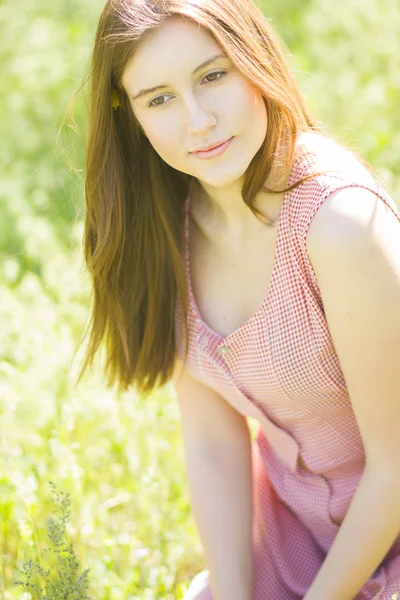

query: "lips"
left=190, top=138, right=232, bottom=153
left=190, top=137, right=234, bottom=160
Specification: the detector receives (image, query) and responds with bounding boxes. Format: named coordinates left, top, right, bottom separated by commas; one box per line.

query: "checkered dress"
left=174, top=131, right=400, bottom=599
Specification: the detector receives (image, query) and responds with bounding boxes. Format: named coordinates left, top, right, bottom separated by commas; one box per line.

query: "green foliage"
left=0, top=0, right=399, bottom=598
left=257, top=0, right=400, bottom=196
left=12, top=482, right=91, bottom=599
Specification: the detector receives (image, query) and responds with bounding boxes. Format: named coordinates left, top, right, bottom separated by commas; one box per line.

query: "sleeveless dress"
left=174, top=131, right=400, bottom=600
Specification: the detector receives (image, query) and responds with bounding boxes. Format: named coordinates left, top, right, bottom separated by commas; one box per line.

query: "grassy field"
left=1, top=0, right=399, bottom=597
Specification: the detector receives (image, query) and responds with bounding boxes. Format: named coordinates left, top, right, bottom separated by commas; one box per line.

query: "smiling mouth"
left=191, top=137, right=234, bottom=159
left=191, top=138, right=231, bottom=153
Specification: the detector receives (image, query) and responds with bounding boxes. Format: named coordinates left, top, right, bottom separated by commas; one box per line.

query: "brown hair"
left=74, top=0, right=355, bottom=397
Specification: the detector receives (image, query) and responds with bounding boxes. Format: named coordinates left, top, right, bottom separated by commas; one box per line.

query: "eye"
left=147, top=71, right=227, bottom=108
left=202, top=70, right=226, bottom=84
left=148, top=94, right=171, bottom=108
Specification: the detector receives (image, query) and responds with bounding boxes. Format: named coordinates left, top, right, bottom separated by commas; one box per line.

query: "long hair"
left=75, top=0, right=336, bottom=397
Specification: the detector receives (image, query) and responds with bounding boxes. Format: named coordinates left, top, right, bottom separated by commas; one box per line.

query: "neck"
left=189, top=156, right=291, bottom=235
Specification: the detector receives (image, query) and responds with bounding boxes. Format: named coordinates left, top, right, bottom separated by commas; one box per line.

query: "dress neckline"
left=184, top=158, right=298, bottom=345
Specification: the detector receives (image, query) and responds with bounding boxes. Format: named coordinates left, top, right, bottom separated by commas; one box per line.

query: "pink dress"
left=174, top=131, right=400, bottom=599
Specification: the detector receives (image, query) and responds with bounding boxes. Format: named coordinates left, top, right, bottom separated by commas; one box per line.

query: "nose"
left=186, top=94, right=217, bottom=136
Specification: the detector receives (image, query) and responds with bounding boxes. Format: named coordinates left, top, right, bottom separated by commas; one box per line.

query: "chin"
left=203, top=163, right=251, bottom=188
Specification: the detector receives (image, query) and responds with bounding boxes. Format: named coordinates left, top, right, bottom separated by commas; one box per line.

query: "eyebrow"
left=132, top=52, right=227, bottom=101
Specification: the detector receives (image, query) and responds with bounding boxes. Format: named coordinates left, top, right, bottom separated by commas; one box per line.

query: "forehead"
left=121, top=17, right=222, bottom=89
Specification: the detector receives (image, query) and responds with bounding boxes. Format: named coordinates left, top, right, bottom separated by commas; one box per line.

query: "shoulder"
left=304, top=185, right=400, bottom=469
left=292, top=131, right=363, bottom=179
left=306, top=185, right=397, bottom=252
left=287, top=132, right=379, bottom=228
left=306, top=185, right=400, bottom=319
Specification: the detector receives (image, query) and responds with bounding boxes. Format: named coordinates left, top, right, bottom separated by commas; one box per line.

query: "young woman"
left=79, top=0, right=400, bottom=598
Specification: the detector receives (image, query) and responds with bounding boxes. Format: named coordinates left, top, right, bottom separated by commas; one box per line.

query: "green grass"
left=0, top=241, right=207, bottom=599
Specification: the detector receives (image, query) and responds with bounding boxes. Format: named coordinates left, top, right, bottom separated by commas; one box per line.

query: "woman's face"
left=121, top=17, right=268, bottom=189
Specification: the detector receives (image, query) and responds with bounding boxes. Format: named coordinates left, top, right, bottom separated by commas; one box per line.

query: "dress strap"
left=182, top=194, right=193, bottom=306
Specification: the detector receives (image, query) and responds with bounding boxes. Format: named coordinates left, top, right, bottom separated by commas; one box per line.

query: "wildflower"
left=112, top=88, right=120, bottom=110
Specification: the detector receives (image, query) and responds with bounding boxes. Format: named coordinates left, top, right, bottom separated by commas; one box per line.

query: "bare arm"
left=172, top=359, right=253, bottom=600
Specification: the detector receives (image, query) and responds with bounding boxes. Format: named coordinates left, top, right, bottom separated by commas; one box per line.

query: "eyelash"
left=148, top=70, right=227, bottom=108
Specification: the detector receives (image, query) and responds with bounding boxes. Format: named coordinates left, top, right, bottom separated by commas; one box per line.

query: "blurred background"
left=1, top=0, right=399, bottom=598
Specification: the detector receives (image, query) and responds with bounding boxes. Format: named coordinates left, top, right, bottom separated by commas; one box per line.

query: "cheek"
left=244, top=87, right=267, bottom=125
left=142, top=118, right=186, bottom=169
left=229, top=79, right=267, bottom=124
left=142, top=117, right=179, bottom=156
